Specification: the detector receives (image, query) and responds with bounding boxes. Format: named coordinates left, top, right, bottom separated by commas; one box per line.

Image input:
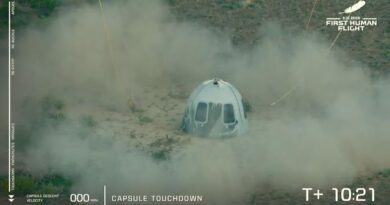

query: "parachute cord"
left=329, top=30, right=343, bottom=50
left=98, top=0, right=117, bottom=78
left=270, top=1, right=356, bottom=106
left=270, top=85, right=297, bottom=106
left=328, top=0, right=360, bottom=50
left=270, top=0, right=319, bottom=106
left=305, top=0, right=319, bottom=30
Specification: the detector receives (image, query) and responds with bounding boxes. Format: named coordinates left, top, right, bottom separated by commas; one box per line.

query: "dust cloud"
left=12, top=0, right=390, bottom=204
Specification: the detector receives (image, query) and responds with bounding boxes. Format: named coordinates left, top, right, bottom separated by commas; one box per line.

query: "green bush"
left=15, top=175, right=35, bottom=195
left=151, top=148, right=171, bottom=161
left=40, top=96, right=66, bottom=124
left=0, top=4, right=7, bottom=30
left=23, top=0, right=60, bottom=17
left=138, top=116, right=153, bottom=124
left=0, top=172, right=74, bottom=196
left=217, top=0, right=242, bottom=10
left=0, top=176, right=7, bottom=194
left=37, top=174, right=73, bottom=194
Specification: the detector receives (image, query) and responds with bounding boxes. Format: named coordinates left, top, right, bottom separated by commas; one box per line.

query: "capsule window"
left=224, top=104, right=235, bottom=123
left=208, top=102, right=222, bottom=122
left=195, top=102, right=207, bottom=122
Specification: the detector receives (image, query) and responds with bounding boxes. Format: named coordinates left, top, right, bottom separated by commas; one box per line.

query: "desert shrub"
left=0, top=172, right=74, bottom=196
left=20, top=0, right=60, bottom=17
left=149, top=136, right=180, bottom=161
left=129, top=130, right=137, bottom=138
left=138, top=116, right=153, bottom=124
left=35, top=183, right=63, bottom=194
left=81, top=115, right=97, bottom=128
left=0, top=4, right=7, bottom=31
left=0, top=176, right=7, bottom=194
left=149, top=136, right=178, bottom=148
left=165, top=0, right=177, bottom=6
left=151, top=148, right=171, bottom=161
left=217, top=0, right=242, bottom=10
left=36, top=174, right=73, bottom=194
left=40, top=96, right=66, bottom=124
left=380, top=169, right=390, bottom=178
left=14, top=174, right=35, bottom=195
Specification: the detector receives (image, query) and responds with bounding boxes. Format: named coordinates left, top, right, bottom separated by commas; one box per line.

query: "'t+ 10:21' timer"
left=302, top=187, right=375, bottom=202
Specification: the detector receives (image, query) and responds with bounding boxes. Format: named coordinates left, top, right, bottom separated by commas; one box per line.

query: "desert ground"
left=0, top=0, right=389, bottom=204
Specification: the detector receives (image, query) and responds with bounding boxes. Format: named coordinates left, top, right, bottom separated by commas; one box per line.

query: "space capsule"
left=180, top=78, right=249, bottom=137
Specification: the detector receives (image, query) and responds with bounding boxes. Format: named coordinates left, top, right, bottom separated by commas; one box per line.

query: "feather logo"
left=339, top=0, right=366, bottom=14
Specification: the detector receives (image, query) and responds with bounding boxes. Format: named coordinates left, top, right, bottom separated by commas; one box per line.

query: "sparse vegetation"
left=129, top=130, right=137, bottom=138
left=19, top=0, right=60, bottom=17
left=217, top=0, right=242, bottom=10
left=0, top=0, right=60, bottom=37
left=149, top=136, right=181, bottom=161
left=14, top=174, right=35, bottom=195
left=138, top=115, right=153, bottom=124
left=81, top=115, right=97, bottom=127
left=380, top=169, right=390, bottom=178
left=0, top=172, right=73, bottom=196
left=0, top=176, right=7, bottom=194
left=151, top=148, right=171, bottom=161
left=149, top=135, right=179, bottom=148
left=41, top=96, right=66, bottom=123
left=0, top=3, right=8, bottom=33
left=171, top=0, right=388, bottom=74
